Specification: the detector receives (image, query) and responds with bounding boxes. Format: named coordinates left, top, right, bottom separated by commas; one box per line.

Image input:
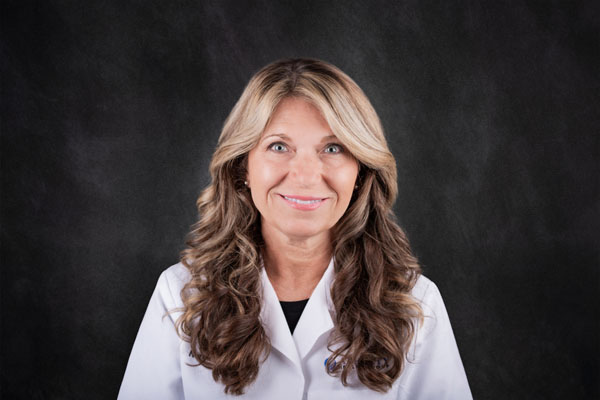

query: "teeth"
left=283, top=196, right=322, bottom=204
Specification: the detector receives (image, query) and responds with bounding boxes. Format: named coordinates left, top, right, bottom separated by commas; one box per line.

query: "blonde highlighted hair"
left=178, top=58, right=423, bottom=394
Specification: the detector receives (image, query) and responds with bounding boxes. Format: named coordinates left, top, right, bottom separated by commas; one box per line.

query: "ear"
left=243, top=154, right=250, bottom=188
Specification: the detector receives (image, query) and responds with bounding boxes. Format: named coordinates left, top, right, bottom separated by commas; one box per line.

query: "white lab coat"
left=118, top=259, right=472, bottom=399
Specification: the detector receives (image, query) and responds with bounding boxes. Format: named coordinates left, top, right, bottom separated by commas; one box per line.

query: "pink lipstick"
left=278, top=194, right=326, bottom=210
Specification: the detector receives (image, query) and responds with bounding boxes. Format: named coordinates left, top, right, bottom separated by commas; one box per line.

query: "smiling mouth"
left=281, top=195, right=324, bottom=204
left=278, top=194, right=327, bottom=210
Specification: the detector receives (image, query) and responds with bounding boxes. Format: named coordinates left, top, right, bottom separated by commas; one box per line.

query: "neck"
left=261, top=224, right=332, bottom=301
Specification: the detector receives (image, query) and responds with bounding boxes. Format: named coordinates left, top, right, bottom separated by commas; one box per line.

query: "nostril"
left=290, top=161, right=322, bottom=184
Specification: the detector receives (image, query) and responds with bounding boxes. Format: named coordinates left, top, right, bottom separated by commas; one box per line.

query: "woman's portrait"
left=118, top=58, right=472, bottom=398
left=1, top=1, right=597, bottom=399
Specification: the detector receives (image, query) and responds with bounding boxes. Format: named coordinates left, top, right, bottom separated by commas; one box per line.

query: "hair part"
left=177, top=58, right=423, bottom=395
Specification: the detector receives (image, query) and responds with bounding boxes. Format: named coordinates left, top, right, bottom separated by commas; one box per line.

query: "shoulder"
left=410, top=274, right=447, bottom=330
left=408, top=274, right=464, bottom=360
left=410, top=274, right=440, bottom=305
left=161, top=261, right=192, bottom=289
left=153, top=262, right=192, bottom=310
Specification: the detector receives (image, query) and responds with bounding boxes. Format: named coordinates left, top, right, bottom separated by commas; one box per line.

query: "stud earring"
left=244, top=181, right=249, bottom=186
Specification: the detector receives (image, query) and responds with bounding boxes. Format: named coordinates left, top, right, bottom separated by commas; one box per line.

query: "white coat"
left=118, top=259, right=472, bottom=399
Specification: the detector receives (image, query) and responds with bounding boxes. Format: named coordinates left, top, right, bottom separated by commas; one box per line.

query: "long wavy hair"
left=177, top=58, right=424, bottom=395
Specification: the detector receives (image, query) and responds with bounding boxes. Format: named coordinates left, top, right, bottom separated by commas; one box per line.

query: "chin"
left=277, top=221, right=330, bottom=240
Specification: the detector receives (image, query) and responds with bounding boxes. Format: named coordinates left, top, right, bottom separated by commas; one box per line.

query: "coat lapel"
left=259, top=258, right=336, bottom=365
left=293, top=258, right=336, bottom=360
left=259, top=267, right=302, bottom=366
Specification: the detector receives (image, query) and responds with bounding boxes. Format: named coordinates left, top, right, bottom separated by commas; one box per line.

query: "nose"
left=289, top=150, right=323, bottom=187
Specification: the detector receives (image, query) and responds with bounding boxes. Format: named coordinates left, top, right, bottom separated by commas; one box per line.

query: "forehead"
left=263, top=97, right=332, bottom=133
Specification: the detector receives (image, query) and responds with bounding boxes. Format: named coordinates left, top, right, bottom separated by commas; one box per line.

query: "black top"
left=279, top=299, right=309, bottom=334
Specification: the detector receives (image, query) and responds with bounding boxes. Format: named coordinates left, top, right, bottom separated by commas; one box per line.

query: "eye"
left=323, top=143, right=343, bottom=154
left=269, top=142, right=288, bottom=152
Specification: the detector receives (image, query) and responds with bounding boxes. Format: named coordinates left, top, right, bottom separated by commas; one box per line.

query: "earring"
left=244, top=181, right=249, bottom=186
left=354, top=184, right=358, bottom=189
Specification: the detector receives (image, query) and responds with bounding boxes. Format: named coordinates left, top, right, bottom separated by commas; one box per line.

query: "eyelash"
left=267, top=142, right=344, bottom=154
left=323, top=143, right=343, bottom=154
left=269, top=142, right=288, bottom=152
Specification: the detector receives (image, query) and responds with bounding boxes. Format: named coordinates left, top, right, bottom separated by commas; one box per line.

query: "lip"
left=278, top=194, right=327, bottom=210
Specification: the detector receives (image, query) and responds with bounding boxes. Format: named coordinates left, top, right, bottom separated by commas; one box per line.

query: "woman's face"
left=246, top=97, right=359, bottom=241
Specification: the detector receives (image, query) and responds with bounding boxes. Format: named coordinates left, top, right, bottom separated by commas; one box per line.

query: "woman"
left=118, top=58, right=472, bottom=399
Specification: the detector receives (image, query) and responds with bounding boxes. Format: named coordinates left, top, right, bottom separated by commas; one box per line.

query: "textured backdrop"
left=1, top=1, right=598, bottom=399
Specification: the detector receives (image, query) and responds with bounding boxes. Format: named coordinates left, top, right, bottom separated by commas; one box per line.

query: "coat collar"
left=259, top=258, right=336, bottom=366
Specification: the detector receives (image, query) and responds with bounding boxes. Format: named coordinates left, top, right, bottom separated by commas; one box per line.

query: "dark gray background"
left=1, top=1, right=598, bottom=399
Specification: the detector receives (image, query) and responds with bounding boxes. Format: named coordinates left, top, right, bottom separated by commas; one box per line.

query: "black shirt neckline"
left=279, top=298, right=309, bottom=334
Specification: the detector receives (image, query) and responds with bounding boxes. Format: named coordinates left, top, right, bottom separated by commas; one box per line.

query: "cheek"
left=336, top=166, right=358, bottom=200
left=248, top=158, right=285, bottom=202
left=252, top=162, right=280, bottom=188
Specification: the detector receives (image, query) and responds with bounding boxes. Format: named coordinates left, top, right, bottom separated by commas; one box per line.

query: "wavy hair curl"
left=177, top=58, right=423, bottom=395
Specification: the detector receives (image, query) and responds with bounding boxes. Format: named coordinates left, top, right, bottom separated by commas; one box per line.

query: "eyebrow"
left=320, top=135, right=338, bottom=142
left=260, top=133, right=339, bottom=143
left=260, top=133, right=291, bottom=143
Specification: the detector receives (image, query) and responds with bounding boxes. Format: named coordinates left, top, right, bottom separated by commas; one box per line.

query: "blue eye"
left=269, top=142, right=288, bottom=152
left=324, top=144, right=343, bottom=154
